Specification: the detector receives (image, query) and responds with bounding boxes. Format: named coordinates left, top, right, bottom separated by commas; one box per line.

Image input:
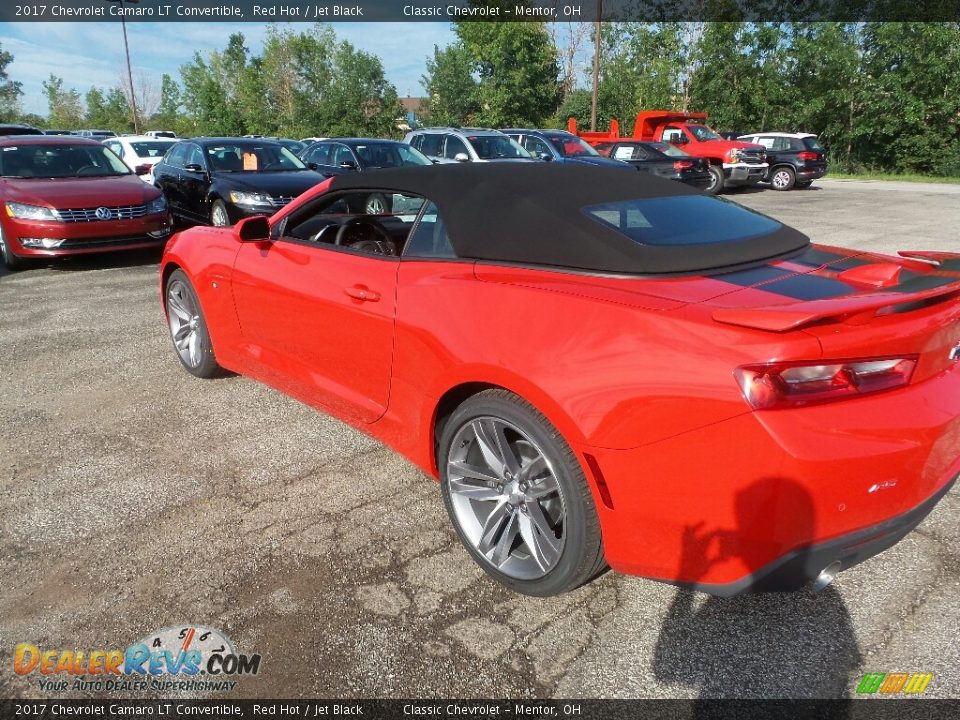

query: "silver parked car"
left=403, top=127, right=534, bottom=164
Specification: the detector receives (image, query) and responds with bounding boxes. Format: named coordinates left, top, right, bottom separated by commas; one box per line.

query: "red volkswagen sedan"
left=160, top=163, right=960, bottom=596
left=0, top=135, right=171, bottom=269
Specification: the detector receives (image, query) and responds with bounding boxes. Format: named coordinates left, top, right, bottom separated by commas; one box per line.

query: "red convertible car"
left=160, top=164, right=960, bottom=596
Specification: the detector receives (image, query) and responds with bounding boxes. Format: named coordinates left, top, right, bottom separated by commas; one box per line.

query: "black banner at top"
left=1, top=0, right=959, bottom=23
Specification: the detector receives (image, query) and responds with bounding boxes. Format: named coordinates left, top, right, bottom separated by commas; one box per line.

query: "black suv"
left=737, top=132, right=828, bottom=190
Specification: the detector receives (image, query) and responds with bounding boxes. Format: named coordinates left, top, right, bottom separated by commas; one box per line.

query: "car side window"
left=184, top=144, right=205, bottom=168
left=523, top=135, right=552, bottom=157
left=309, top=143, right=332, bottom=165
left=771, top=137, right=791, bottom=151
left=404, top=201, right=457, bottom=259
left=443, top=135, right=469, bottom=160
left=756, top=137, right=776, bottom=149
left=331, top=144, right=356, bottom=167
left=165, top=144, right=187, bottom=168
left=105, top=141, right=123, bottom=157
left=662, top=127, right=683, bottom=143
left=416, top=133, right=443, bottom=158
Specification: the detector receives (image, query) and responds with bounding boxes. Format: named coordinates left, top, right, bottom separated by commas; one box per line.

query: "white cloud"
left=0, top=21, right=453, bottom=116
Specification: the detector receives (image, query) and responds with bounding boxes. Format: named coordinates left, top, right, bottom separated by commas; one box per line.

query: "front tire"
left=210, top=200, right=231, bottom=227
left=439, top=389, right=605, bottom=596
left=705, top=165, right=724, bottom=195
left=0, top=225, right=30, bottom=270
left=770, top=166, right=796, bottom=191
left=165, top=269, right=224, bottom=378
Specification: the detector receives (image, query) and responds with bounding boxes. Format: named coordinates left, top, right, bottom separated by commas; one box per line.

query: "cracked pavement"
left=1, top=178, right=959, bottom=699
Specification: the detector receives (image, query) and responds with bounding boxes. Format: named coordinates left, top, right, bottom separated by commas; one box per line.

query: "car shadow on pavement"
left=651, top=477, right=861, bottom=713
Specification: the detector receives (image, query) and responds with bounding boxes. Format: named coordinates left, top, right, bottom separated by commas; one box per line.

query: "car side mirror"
left=183, top=163, right=206, bottom=174
left=233, top=215, right=270, bottom=242
left=454, top=152, right=470, bottom=163
left=307, top=162, right=319, bottom=170
left=339, top=160, right=357, bottom=170
left=134, top=164, right=151, bottom=176
left=538, top=153, right=553, bottom=162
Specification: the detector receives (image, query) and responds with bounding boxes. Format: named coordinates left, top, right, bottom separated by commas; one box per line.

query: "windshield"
left=0, top=143, right=132, bottom=178
left=206, top=143, right=307, bottom=172
left=129, top=141, right=176, bottom=158
left=583, top=195, right=782, bottom=246
left=279, top=139, right=306, bottom=154
left=467, top=135, right=531, bottom=160
left=649, top=142, right=690, bottom=158
left=353, top=142, right=432, bottom=168
left=545, top=134, right=598, bottom=157
left=686, top=124, right=722, bottom=142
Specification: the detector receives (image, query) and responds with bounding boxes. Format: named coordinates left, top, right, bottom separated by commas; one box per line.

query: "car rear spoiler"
left=712, top=252, right=960, bottom=332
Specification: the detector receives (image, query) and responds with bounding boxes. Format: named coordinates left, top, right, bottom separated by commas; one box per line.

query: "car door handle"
left=344, top=286, right=380, bottom=302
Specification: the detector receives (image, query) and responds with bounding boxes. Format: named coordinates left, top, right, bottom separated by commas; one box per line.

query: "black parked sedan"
left=152, top=138, right=326, bottom=226
left=593, top=140, right=712, bottom=190
left=300, top=138, right=432, bottom=176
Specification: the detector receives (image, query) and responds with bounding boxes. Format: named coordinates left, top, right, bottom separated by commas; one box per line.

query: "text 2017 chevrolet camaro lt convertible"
left=160, top=164, right=960, bottom=597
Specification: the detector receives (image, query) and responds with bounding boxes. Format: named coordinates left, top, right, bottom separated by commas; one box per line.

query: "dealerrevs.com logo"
left=856, top=672, right=933, bottom=695
left=13, top=625, right=261, bottom=693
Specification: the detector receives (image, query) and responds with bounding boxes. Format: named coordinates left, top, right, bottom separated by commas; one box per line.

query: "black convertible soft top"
left=329, top=163, right=809, bottom=274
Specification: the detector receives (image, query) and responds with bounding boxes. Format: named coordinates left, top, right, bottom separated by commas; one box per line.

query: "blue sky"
left=0, top=22, right=457, bottom=116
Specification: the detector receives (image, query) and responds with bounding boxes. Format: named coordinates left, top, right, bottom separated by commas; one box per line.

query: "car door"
left=155, top=144, right=187, bottom=216
left=180, top=143, right=211, bottom=222
left=230, top=212, right=399, bottom=424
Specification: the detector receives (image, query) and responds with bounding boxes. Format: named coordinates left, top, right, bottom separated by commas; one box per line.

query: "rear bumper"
left=683, top=476, right=955, bottom=596
left=585, top=364, right=960, bottom=592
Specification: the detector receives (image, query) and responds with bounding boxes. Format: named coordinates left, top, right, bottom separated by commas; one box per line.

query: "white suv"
left=403, top=128, right=533, bottom=163
left=103, top=135, right=178, bottom=183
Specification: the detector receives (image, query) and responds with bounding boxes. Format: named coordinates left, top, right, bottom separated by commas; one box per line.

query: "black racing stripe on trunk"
left=791, top=248, right=872, bottom=271
left=889, top=272, right=960, bottom=293
left=718, top=266, right=858, bottom=300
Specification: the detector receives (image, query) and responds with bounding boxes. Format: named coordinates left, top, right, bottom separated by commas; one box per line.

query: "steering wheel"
left=75, top=165, right=99, bottom=176
left=334, top=218, right=397, bottom=256
left=309, top=223, right=340, bottom=245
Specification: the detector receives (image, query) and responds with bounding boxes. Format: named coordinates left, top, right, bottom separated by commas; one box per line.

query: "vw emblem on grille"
left=950, top=342, right=960, bottom=362
left=94, top=206, right=113, bottom=220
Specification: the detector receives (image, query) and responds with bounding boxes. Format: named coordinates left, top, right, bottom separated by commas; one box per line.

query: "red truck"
left=569, top=111, right=768, bottom=194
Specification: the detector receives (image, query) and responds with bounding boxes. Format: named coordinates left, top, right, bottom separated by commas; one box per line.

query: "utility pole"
left=590, top=0, right=602, bottom=132
left=112, top=1, right=141, bottom=133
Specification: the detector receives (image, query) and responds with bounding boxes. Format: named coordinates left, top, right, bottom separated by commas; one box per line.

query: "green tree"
left=42, top=74, right=83, bottom=129
left=455, top=20, right=562, bottom=126
left=857, top=22, right=960, bottom=174
left=179, top=33, right=249, bottom=135
left=421, top=43, right=480, bottom=126
left=0, top=43, right=23, bottom=122
left=152, top=73, right=184, bottom=132
left=85, top=86, right=132, bottom=132
left=318, top=40, right=402, bottom=137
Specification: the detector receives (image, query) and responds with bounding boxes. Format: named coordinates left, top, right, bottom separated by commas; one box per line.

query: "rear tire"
left=439, top=389, right=605, bottom=596
left=770, top=166, right=796, bottom=191
left=0, top=225, right=30, bottom=270
left=164, top=269, right=224, bottom=379
left=705, top=165, right=724, bottom=195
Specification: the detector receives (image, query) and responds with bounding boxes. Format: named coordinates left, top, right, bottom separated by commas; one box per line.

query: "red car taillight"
left=735, top=357, right=917, bottom=410
left=797, top=151, right=819, bottom=161
left=673, top=160, right=694, bottom=170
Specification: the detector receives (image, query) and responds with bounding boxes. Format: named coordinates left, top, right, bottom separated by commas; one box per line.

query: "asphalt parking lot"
left=2, top=178, right=960, bottom=700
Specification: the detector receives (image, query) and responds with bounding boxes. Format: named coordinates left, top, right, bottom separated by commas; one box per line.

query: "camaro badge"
left=950, top=342, right=960, bottom=361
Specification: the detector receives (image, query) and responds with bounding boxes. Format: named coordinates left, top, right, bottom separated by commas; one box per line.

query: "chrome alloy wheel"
left=771, top=168, right=794, bottom=190
left=211, top=203, right=230, bottom=227
left=446, top=417, right=566, bottom=579
left=365, top=194, right=387, bottom=214
left=166, top=279, right=203, bottom=368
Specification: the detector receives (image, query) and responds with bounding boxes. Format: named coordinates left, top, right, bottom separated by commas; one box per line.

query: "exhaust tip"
left=813, top=561, right=842, bottom=592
